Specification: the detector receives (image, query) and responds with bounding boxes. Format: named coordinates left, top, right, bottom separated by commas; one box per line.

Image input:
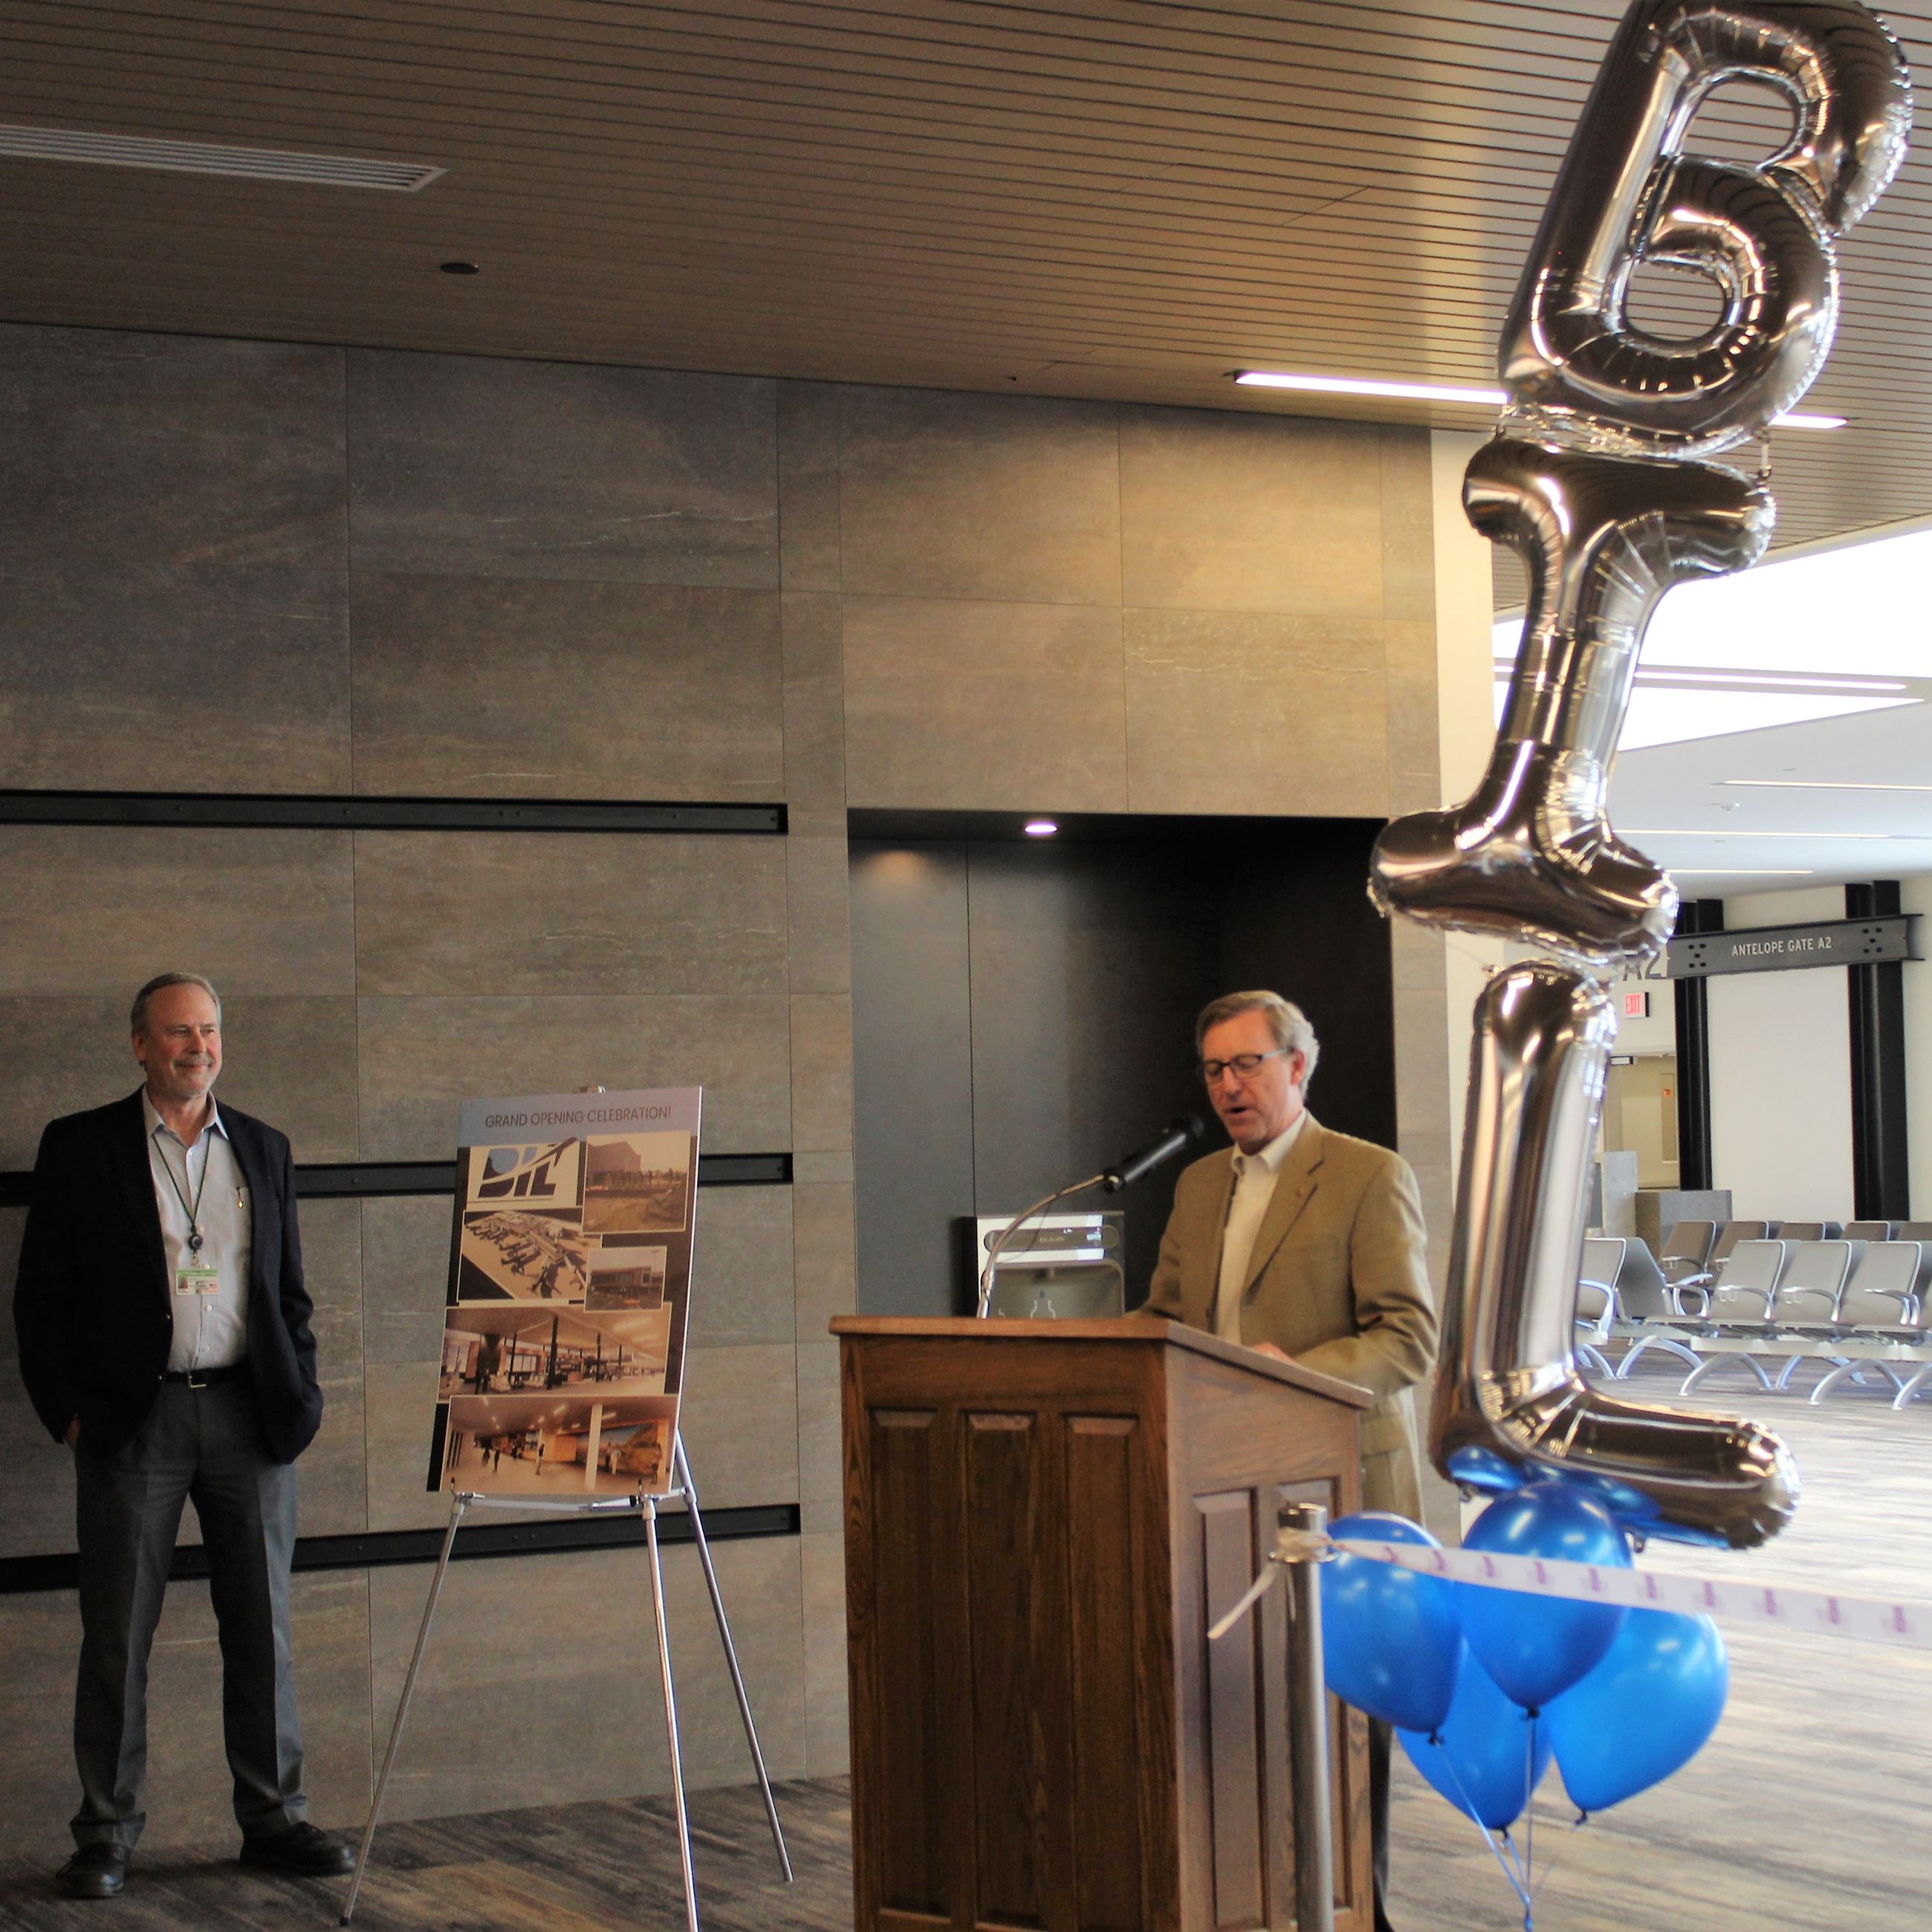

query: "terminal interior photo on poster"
left=424, top=1087, right=701, bottom=1499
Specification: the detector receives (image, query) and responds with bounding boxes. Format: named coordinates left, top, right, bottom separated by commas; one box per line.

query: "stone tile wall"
left=0, top=322, right=1450, bottom=1855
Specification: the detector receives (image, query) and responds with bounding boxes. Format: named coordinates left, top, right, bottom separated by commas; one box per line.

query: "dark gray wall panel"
left=354, top=993, right=792, bottom=1159
left=0, top=826, right=355, bottom=996
left=351, top=831, right=788, bottom=996
left=965, top=840, right=1215, bottom=1299
left=0, top=568, right=351, bottom=794
left=349, top=575, right=782, bottom=800
left=346, top=351, right=779, bottom=586
left=850, top=843, right=976, bottom=1315
left=0, top=326, right=346, bottom=575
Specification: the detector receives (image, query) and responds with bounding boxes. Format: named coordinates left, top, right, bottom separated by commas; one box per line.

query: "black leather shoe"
left=58, top=1844, right=130, bottom=1899
left=238, top=1821, right=355, bottom=1878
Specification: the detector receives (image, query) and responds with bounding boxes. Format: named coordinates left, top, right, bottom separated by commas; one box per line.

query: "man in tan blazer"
left=1142, top=989, right=1437, bottom=1932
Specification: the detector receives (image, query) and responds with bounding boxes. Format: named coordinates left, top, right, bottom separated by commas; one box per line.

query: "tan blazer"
left=1142, top=1113, right=1438, bottom=1519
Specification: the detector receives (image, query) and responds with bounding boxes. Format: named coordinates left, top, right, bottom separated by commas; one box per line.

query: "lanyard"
left=154, top=1125, right=214, bottom=1257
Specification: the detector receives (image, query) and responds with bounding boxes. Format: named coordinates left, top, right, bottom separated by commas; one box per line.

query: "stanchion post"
left=1282, top=1499, right=1335, bottom=1932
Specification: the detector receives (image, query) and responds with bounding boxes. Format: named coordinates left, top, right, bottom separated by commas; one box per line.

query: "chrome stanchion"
left=674, top=1436, right=792, bottom=1880
left=1282, top=1500, right=1335, bottom=1932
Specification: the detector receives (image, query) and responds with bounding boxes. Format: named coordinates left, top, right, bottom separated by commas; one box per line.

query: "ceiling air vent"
left=0, top=124, right=444, bottom=191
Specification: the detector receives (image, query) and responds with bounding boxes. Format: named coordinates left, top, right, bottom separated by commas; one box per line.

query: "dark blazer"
left=13, top=1090, right=322, bottom=1462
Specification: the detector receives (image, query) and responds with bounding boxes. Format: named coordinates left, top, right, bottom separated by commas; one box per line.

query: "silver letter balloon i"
left=1372, top=0, right=1911, bottom=1549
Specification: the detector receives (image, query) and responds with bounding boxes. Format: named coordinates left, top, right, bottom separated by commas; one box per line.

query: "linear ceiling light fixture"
left=1231, top=372, right=1841, bottom=427
left=1723, top=778, right=1932, bottom=794
left=1629, top=827, right=1894, bottom=839
left=1668, top=867, right=1815, bottom=875
left=0, top=123, right=444, bottom=190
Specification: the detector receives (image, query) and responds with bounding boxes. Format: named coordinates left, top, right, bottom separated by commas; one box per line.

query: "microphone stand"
left=974, top=1172, right=1106, bottom=1319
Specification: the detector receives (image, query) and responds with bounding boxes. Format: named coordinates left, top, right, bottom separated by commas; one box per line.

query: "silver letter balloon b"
left=1375, top=0, right=1909, bottom=1550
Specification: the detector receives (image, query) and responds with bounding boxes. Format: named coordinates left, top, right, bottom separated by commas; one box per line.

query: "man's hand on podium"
left=1250, top=1342, right=1291, bottom=1365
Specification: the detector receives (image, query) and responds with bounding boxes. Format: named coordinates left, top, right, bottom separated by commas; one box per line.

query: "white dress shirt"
left=1213, top=1111, right=1308, bottom=1343
left=144, top=1093, right=252, bottom=1372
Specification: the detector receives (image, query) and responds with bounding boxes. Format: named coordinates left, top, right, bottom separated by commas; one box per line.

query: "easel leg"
left=675, top=1438, right=794, bottom=1881
left=646, top=1494, right=701, bottom=1932
left=340, top=1494, right=470, bottom=1925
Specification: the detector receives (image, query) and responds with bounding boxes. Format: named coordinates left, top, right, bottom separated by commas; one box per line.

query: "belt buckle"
left=184, top=1369, right=210, bottom=1390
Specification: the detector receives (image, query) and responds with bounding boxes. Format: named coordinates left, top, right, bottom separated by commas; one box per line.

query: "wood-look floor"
left=2, top=1361, right=1928, bottom=1931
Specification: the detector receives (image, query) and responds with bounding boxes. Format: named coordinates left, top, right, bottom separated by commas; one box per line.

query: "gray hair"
left=1195, top=990, right=1320, bottom=1083
left=130, top=972, right=222, bottom=1036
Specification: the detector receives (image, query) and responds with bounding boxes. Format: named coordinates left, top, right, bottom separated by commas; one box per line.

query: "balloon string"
left=1427, top=1734, right=1534, bottom=1921
left=1527, top=1809, right=1589, bottom=1908
left=1523, top=1714, right=1536, bottom=1910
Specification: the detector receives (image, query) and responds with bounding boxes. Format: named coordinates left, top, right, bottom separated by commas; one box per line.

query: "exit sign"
left=1621, top=990, right=1649, bottom=1019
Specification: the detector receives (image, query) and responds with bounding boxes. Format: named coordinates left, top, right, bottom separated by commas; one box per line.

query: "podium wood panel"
left=835, top=1317, right=1373, bottom=1932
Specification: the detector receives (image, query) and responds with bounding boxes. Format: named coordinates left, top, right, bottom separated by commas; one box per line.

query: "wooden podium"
left=833, top=1316, right=1375, bottom=1932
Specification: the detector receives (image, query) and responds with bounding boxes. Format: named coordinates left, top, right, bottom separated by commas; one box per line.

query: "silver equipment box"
left=973, top=1211, right=1125, bottom=1318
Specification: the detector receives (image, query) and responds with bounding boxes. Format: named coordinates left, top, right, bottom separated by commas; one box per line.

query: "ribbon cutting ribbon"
left=1208, top=1529, right=1932, bottom=1651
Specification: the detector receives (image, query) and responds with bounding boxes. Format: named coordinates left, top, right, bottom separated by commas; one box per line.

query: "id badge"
left=175, top=1265, right=220, bottom=1296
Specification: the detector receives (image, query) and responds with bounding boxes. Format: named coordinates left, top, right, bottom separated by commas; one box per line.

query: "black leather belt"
left=163, top=1362, right=250, bottom=1388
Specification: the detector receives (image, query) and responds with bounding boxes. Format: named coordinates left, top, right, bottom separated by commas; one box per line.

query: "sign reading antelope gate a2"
left=425, top=1087, right=701, bottom=1500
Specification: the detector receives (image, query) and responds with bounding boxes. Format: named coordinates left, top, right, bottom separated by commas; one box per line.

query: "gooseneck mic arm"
left=974, top=1117, right=1205, bottom=1318
left=1102, top=1116, right=1206, bottom=1193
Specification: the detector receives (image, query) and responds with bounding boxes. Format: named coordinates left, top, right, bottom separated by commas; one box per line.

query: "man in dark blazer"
left=1143, top=990, right=1438, bottom=1932
left=13, top=972, right=353, bottom=1897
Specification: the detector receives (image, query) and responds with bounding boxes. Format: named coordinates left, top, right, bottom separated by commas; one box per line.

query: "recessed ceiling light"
left=1723, top=778, right=1932, bottom=794
left=1023, top=819, right=1058, bottom=837
left=0, top=122, right=443, bottom=190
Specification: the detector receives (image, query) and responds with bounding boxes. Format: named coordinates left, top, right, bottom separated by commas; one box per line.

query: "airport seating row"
left=1578, top=1229, right=1932, bottom=1410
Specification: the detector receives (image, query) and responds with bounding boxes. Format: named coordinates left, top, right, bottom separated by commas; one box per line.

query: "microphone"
left=1102, top=1116, right=1205, bottom=1193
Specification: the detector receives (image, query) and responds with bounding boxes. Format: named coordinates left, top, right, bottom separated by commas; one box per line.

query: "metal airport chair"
left=1846, top=1220, right=1896, bottom=1245
left=1811, top=1243, right=1928, bottom=1405
left=1705, top=1221, right=1774, bottom=1277
left=1682, top=1241, right=1850, bottom=1395
left=1575, top=1237, right=1622, bottom=1377
left=1897, top=1222, right=1932, bottom=1245
left=1771, top=1241, right=1865, bottom=1329
left=1612, top=1238, right=1717, bottom=1378
left=1659, top=1219, right=1717, bottom=1291
left=1777, top=1221, right=1842, bottom=1243
left=1671, top=1240, right=1792, bottom=1395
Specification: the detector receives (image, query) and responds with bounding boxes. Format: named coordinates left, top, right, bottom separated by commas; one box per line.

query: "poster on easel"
left=424, top=1086, right=701, bottom=1500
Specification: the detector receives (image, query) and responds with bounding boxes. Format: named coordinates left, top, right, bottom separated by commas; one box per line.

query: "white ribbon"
left=1334, top=1536, right=1932, bottom=1650
left=1208, top=1528, right=1932, bottom=1650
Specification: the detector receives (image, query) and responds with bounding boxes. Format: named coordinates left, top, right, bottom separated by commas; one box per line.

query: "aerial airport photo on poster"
left=429, top=1087, right=701, bottom=1499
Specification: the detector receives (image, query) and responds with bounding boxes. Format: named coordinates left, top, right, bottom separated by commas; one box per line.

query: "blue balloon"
left=1459, top=1483, right=1632, bottom=1710
left=1398, top=1650, right=1553, bottom=1830
left=1547, top=1609, right=1727, bottom=1812
left=1321, top=1512, right=1463, bottom=1733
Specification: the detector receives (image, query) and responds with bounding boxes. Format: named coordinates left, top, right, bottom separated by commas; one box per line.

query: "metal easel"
left=338, top=1434, right=792, bottom=1928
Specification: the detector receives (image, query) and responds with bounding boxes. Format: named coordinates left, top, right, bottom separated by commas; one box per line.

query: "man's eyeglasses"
left=1199, top=1048, right=1290, bottom=1085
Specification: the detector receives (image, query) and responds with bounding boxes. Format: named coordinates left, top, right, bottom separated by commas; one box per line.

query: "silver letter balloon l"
left=1379, top=1, right=1909, bottom=1550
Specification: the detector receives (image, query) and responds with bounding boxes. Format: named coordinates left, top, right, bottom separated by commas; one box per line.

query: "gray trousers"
left=72, top=1377, right=306, bottom=1849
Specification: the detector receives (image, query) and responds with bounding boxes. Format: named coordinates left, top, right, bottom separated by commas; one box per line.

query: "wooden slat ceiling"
left=2, top=0, right=1930, bottom=580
